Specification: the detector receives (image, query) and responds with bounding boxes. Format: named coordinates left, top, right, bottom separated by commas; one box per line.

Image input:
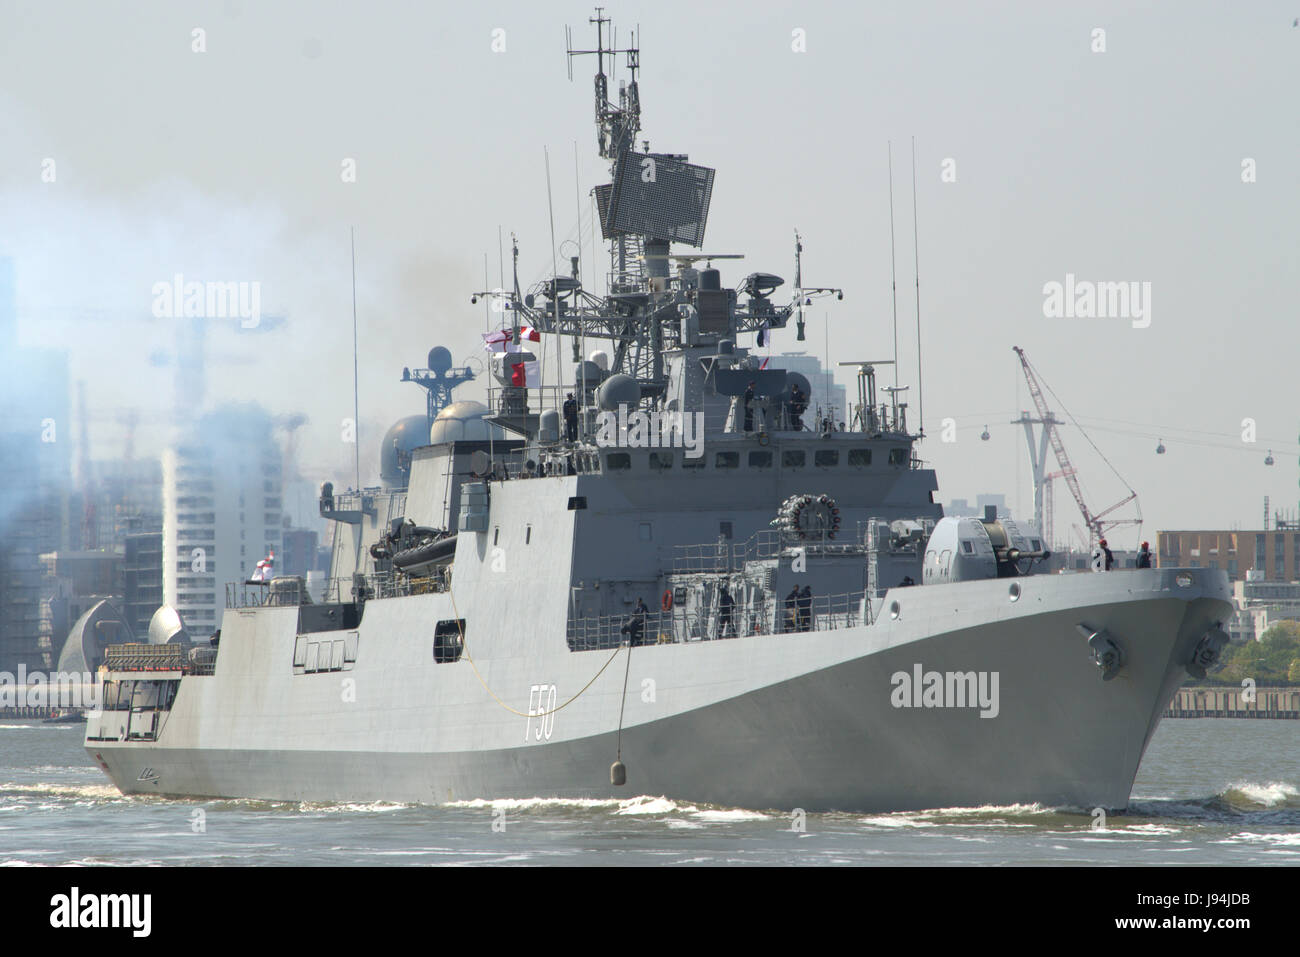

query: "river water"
left=1, top=718, right=1296, bottom=865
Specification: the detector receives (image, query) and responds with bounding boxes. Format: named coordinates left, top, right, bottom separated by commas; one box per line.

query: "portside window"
left=814, top=450, right=839, bottom=468
left=748, top=450, right=773, bottom=468
left=682, top=455, right=706, bottom=470
left=606, top=453, right=632, bottom=471
left=782, top=450, right=806, bottom=468
left=715, top=451, right=739, bottom=470
left=848, top=449, right=872, bottom=467
left=434, top=619, right=465, bottom=663
left=888, top=448, right=908, bottom=466
left=649, top=451, right=674, bottom=470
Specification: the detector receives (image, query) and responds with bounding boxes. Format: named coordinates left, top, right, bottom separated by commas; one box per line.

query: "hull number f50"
left=525, top=684, right=557, bottom=742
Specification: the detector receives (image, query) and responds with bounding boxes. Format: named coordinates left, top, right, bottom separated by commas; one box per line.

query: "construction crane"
left=1012, top=346, right=1141, bottom=548
left=1041, top=465, right=1075, bottom=550
left=77, top=381, right=96, bottom=550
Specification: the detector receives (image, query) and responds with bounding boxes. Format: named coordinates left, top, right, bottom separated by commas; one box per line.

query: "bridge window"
left=649, top=451, right=674, bottom=470
left=814, top=450, right=839, bottom=468
left=606, top=452, right=632, bottom=471
left=748, top=450, right=773, bottom=468
left=782, top=450, right=806, bottom=468
left=888, top=448, right=908, bottom=466
left=715, top=451, right=739, bottom=469
left=848, top=449, right=872, bottom=467
left=682, top=455, right=706, bottom=470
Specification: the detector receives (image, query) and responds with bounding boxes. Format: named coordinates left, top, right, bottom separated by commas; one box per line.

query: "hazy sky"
left=1, top=1, right=1297, bottom=543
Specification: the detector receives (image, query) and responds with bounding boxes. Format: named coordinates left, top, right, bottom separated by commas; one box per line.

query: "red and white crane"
left=1012, top=346, right=1141, bottom=549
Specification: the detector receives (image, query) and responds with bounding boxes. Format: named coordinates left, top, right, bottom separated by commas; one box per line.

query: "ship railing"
left=671, top=529, right=865, bottom=574
left=476, top=447, right=603, bottom=479
left=225, top=571, right=449, bottom=610
left=486, top=384, right=572, bottom=417
left=101, top=642, right=218, bottom=677
left=319, top=489, right=382, bottom=517
left=566, top=589, right=870, bottom=652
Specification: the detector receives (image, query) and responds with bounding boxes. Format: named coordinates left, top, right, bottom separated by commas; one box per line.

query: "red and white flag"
left=509, top=360, right=542, bottom=388
left=521, top=325, right=541, bottom=342
left=482, top=329, right=511, bottom=353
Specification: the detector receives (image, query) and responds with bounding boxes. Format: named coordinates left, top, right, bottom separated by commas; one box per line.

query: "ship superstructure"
left=85, top=13, right=1233, bottom=813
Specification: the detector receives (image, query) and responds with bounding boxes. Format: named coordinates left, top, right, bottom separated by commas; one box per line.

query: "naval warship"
left=86, top=13, right=1232, bottom=813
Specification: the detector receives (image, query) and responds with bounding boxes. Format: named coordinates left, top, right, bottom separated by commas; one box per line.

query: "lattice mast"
left=567, top=9, right=645, bottom=297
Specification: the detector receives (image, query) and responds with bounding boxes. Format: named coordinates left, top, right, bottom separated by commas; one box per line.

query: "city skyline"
left=1, top=2, right=1297, bottom=543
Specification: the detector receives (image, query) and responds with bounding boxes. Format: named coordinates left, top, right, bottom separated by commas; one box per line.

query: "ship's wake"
left=1128, top=780, right=1300, bottom=826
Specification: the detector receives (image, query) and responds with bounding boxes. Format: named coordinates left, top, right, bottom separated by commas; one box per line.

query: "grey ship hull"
left=87, top=568, right=1230, bottom=813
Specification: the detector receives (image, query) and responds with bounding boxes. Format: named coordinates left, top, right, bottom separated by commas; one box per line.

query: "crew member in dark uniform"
left=789, top=383, right=807, bottom=431
left=621, top=597, right=649, bottom=647
left=717, top=584, right=734, bottom=638
left=799, top=585, right=813, bottom=631
left=784, top=585, right=800, bottom=633
left=742, top=382, right=756, bottom=432
left=562, top=393, right=579, bottom=442
left=1136, top=541, right=1152, bottom=568
left=1100, top=538, right=1115, bottom=571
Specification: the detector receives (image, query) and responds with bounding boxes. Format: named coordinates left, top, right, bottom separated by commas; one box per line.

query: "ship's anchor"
left=611, top=636, right=634, bottom=787
left=1076, top=624, right=1124, bottom=681
left=1186, top=626, right=1229, bottom=679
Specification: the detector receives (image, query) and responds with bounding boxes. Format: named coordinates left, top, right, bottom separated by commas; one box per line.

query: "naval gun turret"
left=924, top=508, right=1051, bottom=583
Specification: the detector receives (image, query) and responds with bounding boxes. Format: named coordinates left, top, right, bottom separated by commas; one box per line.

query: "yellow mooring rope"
left=448, top=583, right=627, bottom=718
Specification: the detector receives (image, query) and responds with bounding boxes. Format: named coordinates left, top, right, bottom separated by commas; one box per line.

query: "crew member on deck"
left=562, top=393, right=579, bottom=442
left=784, top=585, right=800, bottom=633
left=789, top=383, right=807, bottom=431
left=717, top=584, right=734, bottom=638
left=622, top=597, right=649, bottom=647
left=1137, top=541, right=1152, bottom=568
left=799, top=585, right=813, bottom=631
left=743, top=382, right=756, bottom=432
left=1092, top=539, right=1115, bottom=572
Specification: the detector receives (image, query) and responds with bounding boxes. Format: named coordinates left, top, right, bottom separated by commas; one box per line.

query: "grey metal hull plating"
left=87, top=568, right=1231, bottom=813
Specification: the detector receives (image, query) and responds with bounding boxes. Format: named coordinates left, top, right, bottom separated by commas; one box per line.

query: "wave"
left=0, top=782, right=123, bottom=801
left=444, top=796, right=621, bottom=811
left=1221, top=781, right=1300, bottom=809
left=1129, top=780, right=1300, bottom=826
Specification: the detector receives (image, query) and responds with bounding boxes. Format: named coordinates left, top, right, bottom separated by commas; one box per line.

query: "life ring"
left=757, top=431, right=770, bottom=446
left=661, top=589, right=673, bottom=612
